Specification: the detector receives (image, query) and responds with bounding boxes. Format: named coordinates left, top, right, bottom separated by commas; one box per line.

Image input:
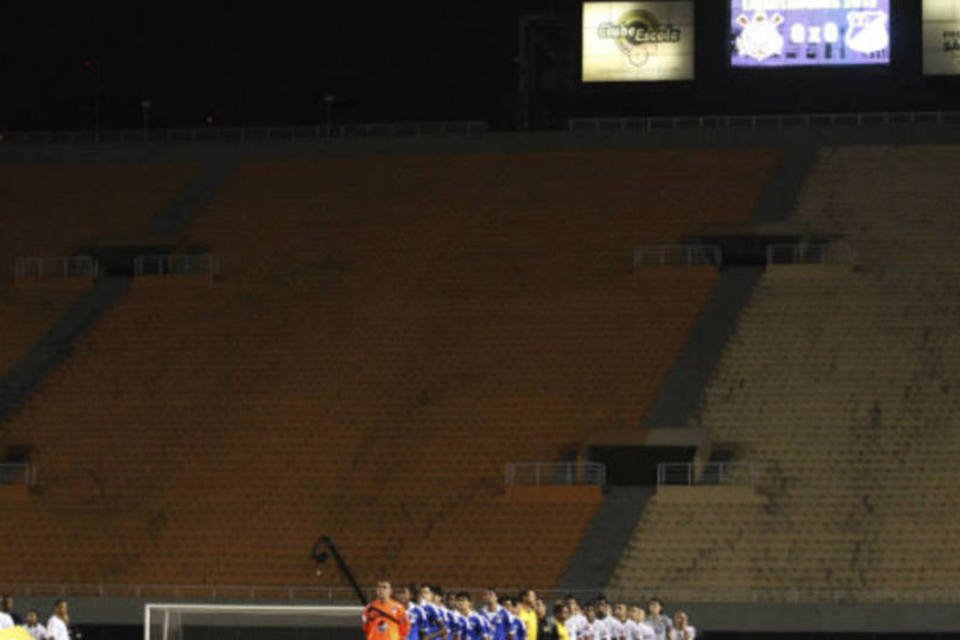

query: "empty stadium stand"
left=0, top=164, right=198, bottom=414
left=0, top=148, right=779, bottom=590
left=609, top=145, right=960, bottom=602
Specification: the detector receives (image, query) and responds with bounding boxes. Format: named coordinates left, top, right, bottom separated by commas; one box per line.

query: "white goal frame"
left=143, top=603, right=364, bottom=640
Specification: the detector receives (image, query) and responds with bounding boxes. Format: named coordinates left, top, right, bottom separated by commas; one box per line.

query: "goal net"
left=143, top=603, right=364, bottom=640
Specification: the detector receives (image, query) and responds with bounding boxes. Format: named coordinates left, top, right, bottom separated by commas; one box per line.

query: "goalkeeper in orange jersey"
left=364, top=581, right=410, bottom=640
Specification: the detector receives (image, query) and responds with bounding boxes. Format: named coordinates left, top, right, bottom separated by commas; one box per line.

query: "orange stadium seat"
left=0, top=149, right=779, bottom=590
left=0, top=163, right=198, bottom=382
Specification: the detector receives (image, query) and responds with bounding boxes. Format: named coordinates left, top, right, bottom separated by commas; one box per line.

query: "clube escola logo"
left=597, top=9, right=682, bottom=68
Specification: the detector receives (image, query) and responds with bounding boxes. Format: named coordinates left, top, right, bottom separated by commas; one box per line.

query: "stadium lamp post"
left=141, top=99, right=152, bottom=143
left=83, top=59, right=102, bottom=143
left=324, top=94, right=335, bottom=138
left=94, top=64, right=101, bottom=144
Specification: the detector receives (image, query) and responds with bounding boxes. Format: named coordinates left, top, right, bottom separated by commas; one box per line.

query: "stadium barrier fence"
left=504, top=461, right=606, bottom=489
left=0, top=121, right=487, bottom=146
left=133, top=254, right=221, bottom=277
left=568, top=110, right=960, bottom=133
left=0, top=463, right=35, bottom=486
left=656, top=461, right=755, bottom=488
left=633, top=244, right=722, bottom=268
left=14, top=256, right=100, bottom=280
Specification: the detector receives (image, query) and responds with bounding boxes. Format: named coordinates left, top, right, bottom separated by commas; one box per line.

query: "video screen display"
left=582, top=2, right=695, bottom=82
left=730, top=0, right=891, bottom=67
left=923, top=0, right=960, bottom=74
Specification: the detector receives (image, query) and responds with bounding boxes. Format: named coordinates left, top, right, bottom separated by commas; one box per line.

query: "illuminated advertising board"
left=582, top=2, right=695, bottom=81
left=924, top=0, right=960, bottom=74
left=730, top=0, right=891, bottom=67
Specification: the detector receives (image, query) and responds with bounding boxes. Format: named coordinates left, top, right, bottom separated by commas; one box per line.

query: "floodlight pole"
left=141, top=99, right=152, bottom=143
left=312, top=534, right=367, bottom=605
left=516, top=15, right=562, bottom=132
left=91, top=62, right=102, bottom=144
left=324, top=95, right=335, bottom=138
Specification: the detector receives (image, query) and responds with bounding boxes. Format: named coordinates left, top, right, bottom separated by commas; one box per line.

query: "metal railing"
left=14, top=256, right=99, bottom=279
left=504, top=461, right=606, bottom=488
left=568, top=110, right=960, bottom=133
left=133, top=254, right=221, bottom=277
left=633, top=244, right=722, bottom=268
left=766, top=242, right=853, bottom=265
left=656, top=461, right=755, bottom=487
left=0, top=463, right=35, bottom=486
left=0, top=121, right=487, bottom=147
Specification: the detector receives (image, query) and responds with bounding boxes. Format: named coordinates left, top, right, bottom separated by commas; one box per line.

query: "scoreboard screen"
left=730, top=0, right=891, bottom=67
left=924, top=0, right=960, bottom=74
left=583, top=2, right=695, bottom=81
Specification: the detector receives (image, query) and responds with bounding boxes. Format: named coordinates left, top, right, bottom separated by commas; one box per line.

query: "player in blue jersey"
left=444, top=591, right=466, bottom=640
left=401, top=585, right=423, bottom=640
left=456, top=592, right=492, bottom=640
left=417, top=585, right=447, bottom=640
left=479, top=589, right=510, bottom=640
left=501, top=597, right=527, bottom=640
left=431, top=587, right=457, bottom=640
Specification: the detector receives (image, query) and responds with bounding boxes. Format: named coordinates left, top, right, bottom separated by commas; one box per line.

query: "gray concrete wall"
left=150, top=157, right=238, bottom=238
left=642, top=267, right=763, bottom=429
left=557, top=487, right=656, bottom=591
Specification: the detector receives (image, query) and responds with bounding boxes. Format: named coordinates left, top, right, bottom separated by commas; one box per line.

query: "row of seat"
left=609, top=145, right=960, bottom=602
left=0, top=149, right=780, bottom=588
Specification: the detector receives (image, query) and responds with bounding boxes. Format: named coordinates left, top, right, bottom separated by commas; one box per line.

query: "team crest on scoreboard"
left=845, top=11, right=889, bottom=54
left=735, top=11, right=785, bottom=62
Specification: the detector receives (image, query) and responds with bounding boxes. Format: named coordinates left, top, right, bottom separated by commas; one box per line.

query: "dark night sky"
left=5, top=1, right=960, bottom=132
left=2, top=2, right=569, bottom=132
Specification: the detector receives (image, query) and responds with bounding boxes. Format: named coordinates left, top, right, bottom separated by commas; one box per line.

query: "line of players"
left=363, top=582, right=696, bottom=640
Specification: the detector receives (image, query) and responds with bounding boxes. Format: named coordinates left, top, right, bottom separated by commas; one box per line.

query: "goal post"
left=144, top=603, right=365, bottom=640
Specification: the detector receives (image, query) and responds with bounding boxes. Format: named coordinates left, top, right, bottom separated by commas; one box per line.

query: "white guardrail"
left=134, top=254, right=221, bottom=277
left=569, top=110, right=960, bottom=133
left=505, top=462, right=606, bottom=488
left=8, top=582, right=960, bottom=605
left=14, top=256, right=99, bottom=279
left=656, top=462, right=755, bottom=488
left=0, top=121, right=487, bottom=146
left=0, top=463, right=35, bottom=486
left=634, top=244, right=722, bottom=267
left=766, top=242, right=853, bottom=265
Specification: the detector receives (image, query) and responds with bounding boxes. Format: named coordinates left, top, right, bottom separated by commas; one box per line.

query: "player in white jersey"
left=605, top=604, right=627, bottom=640
left=645, top=600, right=672, bottom=640
left=666, top=612, right=695, bottom=640
left=563, top=596, right=588, bottom=640
left=624, top=606, right=655, bottom=640
left=578, top=602, right=609, bottom=640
